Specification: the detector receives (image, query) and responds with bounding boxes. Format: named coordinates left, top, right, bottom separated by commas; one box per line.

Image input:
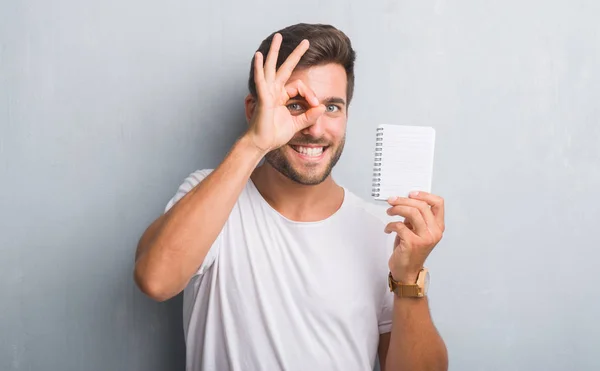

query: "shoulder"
left=341, top=188, right=394, bottom=229
left=178, top=169, right=215, bottom=188
left=339, top=188, right=396, bottom=269
left=164, top=169, right=214, bottom=212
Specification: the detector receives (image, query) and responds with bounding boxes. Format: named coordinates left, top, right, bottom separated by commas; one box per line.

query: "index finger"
left=275, top=39, right=310, bottom=85
left=408, top=191, right=445, bottom=230
left=264, top=33, right=282, bottom=82
left=285, top=79, right=320, bottom=107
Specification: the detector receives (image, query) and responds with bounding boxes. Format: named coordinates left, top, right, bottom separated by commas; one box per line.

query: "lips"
left=290, top=145, right=325, bottom=157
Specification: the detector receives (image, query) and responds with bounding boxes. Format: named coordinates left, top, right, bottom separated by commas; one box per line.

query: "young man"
left=134, top=23, right=448, bottom=371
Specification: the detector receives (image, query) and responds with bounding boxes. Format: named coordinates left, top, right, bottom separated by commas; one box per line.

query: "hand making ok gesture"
left=247, top=33, right=326, bottom=153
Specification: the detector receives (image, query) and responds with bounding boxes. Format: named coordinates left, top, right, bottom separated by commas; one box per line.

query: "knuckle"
left=423, top=233, right=434, bottom=244
left=397, top=229, right=409, bottom=239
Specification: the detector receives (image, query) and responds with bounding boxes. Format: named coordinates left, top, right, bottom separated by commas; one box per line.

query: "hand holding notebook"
left=371, top=125, right=436, bottom=201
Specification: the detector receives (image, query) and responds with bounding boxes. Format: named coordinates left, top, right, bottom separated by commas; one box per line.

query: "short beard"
left=265, top=136, right=345, bottom=186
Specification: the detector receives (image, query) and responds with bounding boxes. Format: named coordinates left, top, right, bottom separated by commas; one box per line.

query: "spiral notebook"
left=371, top=125, right=436, bottom=201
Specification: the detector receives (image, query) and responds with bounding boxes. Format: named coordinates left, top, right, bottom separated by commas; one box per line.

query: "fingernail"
left=388, top=196, right=398, bottom=202
left=409, top=191, right=419, bottom=197
left=386, top=208, right=392, bottom=215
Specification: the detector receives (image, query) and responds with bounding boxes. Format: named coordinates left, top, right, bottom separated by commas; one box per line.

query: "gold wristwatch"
left=388, top=268, right=430, bottom=298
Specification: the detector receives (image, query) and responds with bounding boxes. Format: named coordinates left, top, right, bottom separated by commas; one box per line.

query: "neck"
left=250, top=163, right=344, bottom=222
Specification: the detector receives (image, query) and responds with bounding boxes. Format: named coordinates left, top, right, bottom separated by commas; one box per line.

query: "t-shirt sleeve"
left=164, top=168, right=222, bottom=276
left=378, top=288, right=394, bottom=334
left=360, top=200, right=396, bottom=334
left=378, top=231, right=396, bottom=334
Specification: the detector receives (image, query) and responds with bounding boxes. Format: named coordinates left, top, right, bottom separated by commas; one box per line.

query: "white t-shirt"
left=165, top=169, right=396, bottom=371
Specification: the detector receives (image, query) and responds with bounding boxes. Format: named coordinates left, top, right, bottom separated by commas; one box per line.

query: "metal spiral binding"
left=371, top=127, right=384, bottom=198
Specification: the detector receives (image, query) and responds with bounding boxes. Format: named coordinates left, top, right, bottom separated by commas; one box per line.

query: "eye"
left=287, top=103, right=304, bottom=112
left=326, top=104, right=340, bottom=113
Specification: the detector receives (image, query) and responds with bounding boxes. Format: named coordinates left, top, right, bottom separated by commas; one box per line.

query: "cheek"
left=324, top=116, right=346, bottom=140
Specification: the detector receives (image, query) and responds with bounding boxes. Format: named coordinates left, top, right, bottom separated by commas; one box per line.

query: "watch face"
left=424, top=271, right=430, bottom=294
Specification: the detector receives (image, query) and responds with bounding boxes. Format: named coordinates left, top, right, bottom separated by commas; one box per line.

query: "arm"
left=378, top=298, right=448, bottom=371
left=379, top=192, right=448, bottom=371
left=134, top=33, right=323, bottom=302
left=134, top=135, right=265, bottom=301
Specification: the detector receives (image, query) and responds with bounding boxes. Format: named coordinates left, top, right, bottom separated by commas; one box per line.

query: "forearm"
left=385, top=297, right=448, bottom=371
left=134, top=134, right=265, bottom=300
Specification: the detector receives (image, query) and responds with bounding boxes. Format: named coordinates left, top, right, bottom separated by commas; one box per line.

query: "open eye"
left=287, top=103, right=304, bottom=112
left=326, top=104, right=340, bottom=113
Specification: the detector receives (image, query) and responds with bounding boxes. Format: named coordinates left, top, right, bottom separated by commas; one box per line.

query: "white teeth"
left=296, top=146, right=323, bottom=157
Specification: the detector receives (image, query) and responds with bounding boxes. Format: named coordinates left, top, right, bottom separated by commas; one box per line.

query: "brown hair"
left=248, top=23, right=356, bottom=104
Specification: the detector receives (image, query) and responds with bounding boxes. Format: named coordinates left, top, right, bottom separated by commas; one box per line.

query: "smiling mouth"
left=289, top=145, right=328, bottom=158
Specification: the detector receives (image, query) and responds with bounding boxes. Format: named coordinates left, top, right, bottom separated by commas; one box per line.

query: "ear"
left=244, top=94, right=256, bottom=124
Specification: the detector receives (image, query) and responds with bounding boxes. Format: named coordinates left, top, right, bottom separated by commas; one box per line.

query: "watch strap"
left=388, top=271, right=424, bottom=298
left=394, top=284, right=421, bottom=297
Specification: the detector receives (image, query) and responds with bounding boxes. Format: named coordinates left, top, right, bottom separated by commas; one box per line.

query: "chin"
left=265, top=152, right=334, bottom=186
left=288, top=168, right=332, bottom=185
left=276, top=161, right=333, bottom=185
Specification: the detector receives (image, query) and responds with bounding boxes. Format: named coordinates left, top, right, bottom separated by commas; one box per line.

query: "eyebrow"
left=288, top=95, right=347, bottom=106
left=323, top=97, right=347, bottom=106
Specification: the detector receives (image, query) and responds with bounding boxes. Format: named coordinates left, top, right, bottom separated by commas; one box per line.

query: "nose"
left=300, top=115, right=326, bottom=138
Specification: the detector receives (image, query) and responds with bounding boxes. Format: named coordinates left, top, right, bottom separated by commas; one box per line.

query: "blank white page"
left=371, top=125, right=436, bottom=201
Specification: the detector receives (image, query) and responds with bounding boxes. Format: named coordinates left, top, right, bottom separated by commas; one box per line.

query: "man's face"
left=265, top=63, right=348, bottom=185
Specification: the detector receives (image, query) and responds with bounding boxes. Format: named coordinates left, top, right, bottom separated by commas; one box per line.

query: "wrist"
left=388, top=267, right=430, bottom=299
left=239, top=132, right=270, bottom=159
left=390, top=270, right=420, bottom=284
